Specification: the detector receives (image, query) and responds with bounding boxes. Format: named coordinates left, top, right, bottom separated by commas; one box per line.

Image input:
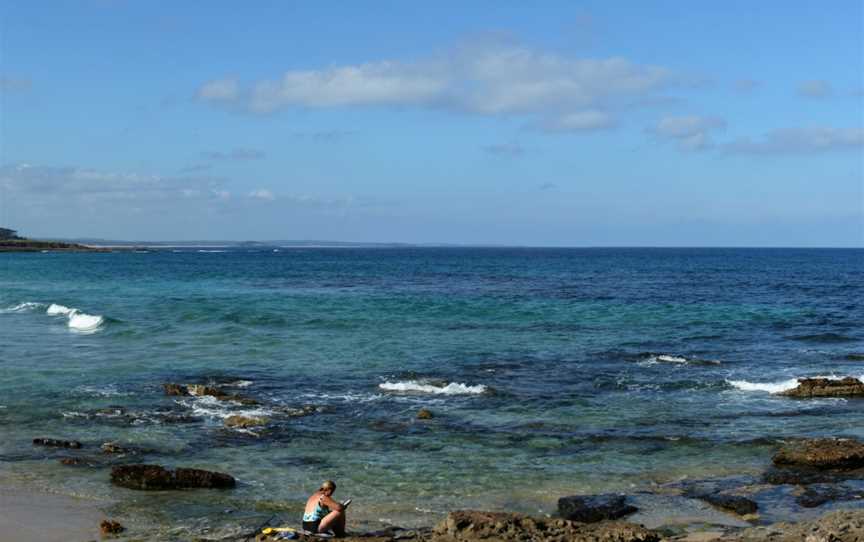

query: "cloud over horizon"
left=196, top=41, right=678, bottom=132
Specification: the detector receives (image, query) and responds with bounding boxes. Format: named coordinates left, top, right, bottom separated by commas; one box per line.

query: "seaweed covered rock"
left=773, top=438, right=864, bottom=470
left=557, top=494, right=638, bottom=523
left=33, top=437, right=82, bottom=449
left=697, top=493, right=758, bottom=516
left=224, top=415, right=269, bottom=428
left=110, top=464, right=235, bottom=490
left=433, top=510, right=658, bottom=541
left=780, top=377, right=864, bottom=398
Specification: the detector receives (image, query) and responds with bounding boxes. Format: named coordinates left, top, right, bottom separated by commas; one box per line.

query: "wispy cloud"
left=482, top=142, right=525, bottom=156
left=650, top=115, right=726, bottom=151
left=248, top=188, right=275, bottom=201
left=797, top=80, right=832, bottom=99
left=723, top=126, right=864, bottom=154
left=0, top=76, right=32, bottom=92
left=733, top=79, right=758, bottom=93
left=196, top=40, right=678, bottom=132
left=0, top=163, right=225, bottom=201
left=202, top=148, right=266, bottom=161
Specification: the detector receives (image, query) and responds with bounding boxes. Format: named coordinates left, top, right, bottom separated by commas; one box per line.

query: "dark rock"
left=187, top=384, right=259, bottom=405
left=163, top=383, right=189, bottom=396
left=847, top=353, right=864, bottom=361
left=110, top=464, right=235, bottom=490
left=780, top=377, right=864, bottom=398
left=557, top=494, right=638, bottom=523
left=33, top=437, right=82, bottom=449
left=698, top=493, right=758, bottom=516
left=224, top=415, right=269, bottom=428
left=101, top=442, right=135, bottom=455
left=432, top=510, right=658, bottom=541
left=773, top=438, right=864, bottom=470
left=100, top=519, right=125, bottom=536
left=796, top=484, right=864, bottom=508
left=417, top=409, right=434, bottom=420
left=174, top=467, right=236, bottom=489
left=762, top=466, right=844, bottom=485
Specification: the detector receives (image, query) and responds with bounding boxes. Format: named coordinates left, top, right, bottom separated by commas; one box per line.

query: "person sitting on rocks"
left=302, top=480, right=347, bottom=537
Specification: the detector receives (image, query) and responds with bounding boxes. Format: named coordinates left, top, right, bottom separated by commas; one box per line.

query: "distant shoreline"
left=0, top=240, right=110, bottom=252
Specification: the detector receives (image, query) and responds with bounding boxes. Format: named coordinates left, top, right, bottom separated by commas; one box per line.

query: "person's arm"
left=320, top=494, right=345, bottom=512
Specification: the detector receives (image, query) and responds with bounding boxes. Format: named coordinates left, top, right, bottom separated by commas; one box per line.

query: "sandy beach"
left=0, top=485, right=106, bottom=542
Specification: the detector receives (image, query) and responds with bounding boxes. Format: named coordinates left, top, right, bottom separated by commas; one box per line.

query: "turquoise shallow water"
left=1, top=248, right=862, bottom=535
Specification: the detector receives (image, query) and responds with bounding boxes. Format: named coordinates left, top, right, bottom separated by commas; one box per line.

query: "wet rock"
left=737, top=509, right=864, bottom=541
left=780, top=377, right=864, bottom=398
left=101, top=442, right=136, bottom=455
left=100, top=519, right=125, bottom=536
left=846, top=353, right=864, bottom=361
left=697, top=493, right=758, bottom=516
left=187, top=384, right=260, bottom=405
left=417, top=408, right=434, bottom=420
left=163, top=383, right=189, bottom=396
left=796, top=483, right=864, bottom=508
left=33, top=437, right=82, bottom=449
left=110, top=464, right=235, bottom=490
left=277, top=405, right=320, bottom=417
left=773, top=438, right=864, bottom=470
left=433, top=510, right=658, bottom=541
left=174, top=467, right=236, bottom=489
left=224, top=415, right=269, bottom=428
left=557, top=494, right=638, bottom=523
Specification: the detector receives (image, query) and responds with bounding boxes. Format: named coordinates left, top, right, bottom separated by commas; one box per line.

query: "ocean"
left=1, top=247, right=862, bottom=536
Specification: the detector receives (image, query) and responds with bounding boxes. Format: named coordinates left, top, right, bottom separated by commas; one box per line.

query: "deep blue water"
left=1, top=248, right=862, bottom=534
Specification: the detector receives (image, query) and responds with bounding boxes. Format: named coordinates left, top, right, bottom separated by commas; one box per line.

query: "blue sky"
left=0, top=0, right=862, bottom=245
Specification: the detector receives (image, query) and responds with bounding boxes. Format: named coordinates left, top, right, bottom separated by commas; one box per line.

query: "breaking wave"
left=636, top=352, right=721, bottom=366
left=727, top=374, right=864, bottom=394
left=0, top=302, right=45, bottom=313
left=46, top=303, right=105, bottom=332
left=379, top=380, right=488, bottom=395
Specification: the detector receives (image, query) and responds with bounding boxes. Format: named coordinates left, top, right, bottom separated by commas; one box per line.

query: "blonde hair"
left=319, top=480, right=336, bottom=492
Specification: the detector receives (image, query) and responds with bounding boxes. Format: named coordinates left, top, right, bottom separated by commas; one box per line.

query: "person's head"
left=319, top=480, right=336, bottom=496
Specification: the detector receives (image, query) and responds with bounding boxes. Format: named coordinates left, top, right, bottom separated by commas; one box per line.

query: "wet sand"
left=0, top=485, right=106, bottom=542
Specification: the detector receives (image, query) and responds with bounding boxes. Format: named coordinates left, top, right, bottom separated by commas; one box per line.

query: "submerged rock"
left=224, top=415, right=269, bottom=428
left=557, top=494, right=638, bottom=523
left=433, top=510, right=658, bottom=541
left=100, top=519, right=125, bottom=536
left=773, top=438, right=864, bottom=470
left=796, top=483, right=864, bottom=508
left=845, top=353, right=864, bottom=361
left=101, top=441, right=138, bottom=455
left=187, top=384, right=260, bottom=405
left=163, top=383, right=189, bottom=396
left=779, top=377, right=864, bottom=398
left=33, top=437, right=82, bottom=449
left=696, top=493, right=758, bottom=516
left=110, top=464, right=235, bottom=490
left=417, top=408, right=434, bottom=420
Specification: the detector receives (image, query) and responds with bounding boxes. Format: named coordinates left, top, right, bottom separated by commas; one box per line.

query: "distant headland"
left=0, top=227, right=106, bottom=252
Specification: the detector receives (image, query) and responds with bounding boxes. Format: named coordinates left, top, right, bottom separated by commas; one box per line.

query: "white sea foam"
left=68, top=312, right=104, bottom=331
left=47, top=303, right=75, bottom=316
left=727, top=374, right=864, bottom=394
left=379, top=380, right=488, bottom=395
left=46, top=303, right=105, bottom=331
left=181, top=395, right=274, bottom=421
left=638, top=353, right=720, bottom=366
left=0, top=302, right=44, bottom=313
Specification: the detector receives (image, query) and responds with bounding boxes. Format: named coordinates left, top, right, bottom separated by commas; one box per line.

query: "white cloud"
left=651, top=115, right=726, bottom=151
left=196, top=41, right=677, bottom=130
left=248, top=188, right=275, bottom=201
left=197, top=78, right=239, bottom=102
left=538, top=110, right=615, bottom=132
left=797, top=80, right=832, bottom=98
left=723, top=126, right=864, bottom=154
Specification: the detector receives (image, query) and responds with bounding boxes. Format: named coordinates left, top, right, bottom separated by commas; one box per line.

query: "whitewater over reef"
left=728, top=374, right=864, bottom=394
left=379, top=380, right=489, bottom=395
